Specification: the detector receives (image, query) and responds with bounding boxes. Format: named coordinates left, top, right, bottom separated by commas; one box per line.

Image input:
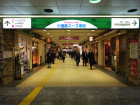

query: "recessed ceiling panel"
left=30, top=0, right=57, bottom=6
left=4, top=0, right=33, bottom=6
left=36, top=7, right=60, bottom=14
left=105, top=0, right=134, bottom=6
left=129, top=0, right=140, bottom=6
left=59, top=7, right=80, bottom=14
left=0, top=7, right=20, bottom=14
left=100, top=6, right=125, bottom=14
left=0, top=0, right=10, bottom=6
left=13, top=7, right=40, bottom=14
left=57, top=0, right=82, bottom=6
left=80, top=7, right=103, bottom=14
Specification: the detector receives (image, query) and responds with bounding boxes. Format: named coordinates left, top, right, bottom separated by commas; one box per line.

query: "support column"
left=98, top=40, right=104, bottom=67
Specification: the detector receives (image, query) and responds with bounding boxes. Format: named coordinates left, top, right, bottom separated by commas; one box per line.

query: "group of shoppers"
left=70, top=49, right=95, bottom=69
left=47, top=49, right=95, bottom=69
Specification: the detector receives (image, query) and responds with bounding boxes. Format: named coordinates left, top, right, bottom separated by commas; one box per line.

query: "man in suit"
left=47, top=49, right=52, bottom=68
left=88, top=49, right=95, bottom=70
left=82, top=50, right=88, bottom=66
left=75, top=50, right=80, bottom=66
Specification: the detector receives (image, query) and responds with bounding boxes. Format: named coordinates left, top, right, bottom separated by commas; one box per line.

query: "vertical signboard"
left=130, top=60, right=137, bottom=78
left=130, top=39, right=138, bottom=59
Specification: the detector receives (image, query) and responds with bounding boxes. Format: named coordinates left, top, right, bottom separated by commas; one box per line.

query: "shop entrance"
left=104, top=39, right=111, bottom=71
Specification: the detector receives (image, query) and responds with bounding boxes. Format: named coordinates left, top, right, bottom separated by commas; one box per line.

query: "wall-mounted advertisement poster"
left=130, top=39, right=138, bottom=59
left=130, top=60, right=137, bottom=78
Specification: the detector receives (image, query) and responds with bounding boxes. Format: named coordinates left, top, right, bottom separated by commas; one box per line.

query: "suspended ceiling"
left=0, top=0, right=140, bottom=15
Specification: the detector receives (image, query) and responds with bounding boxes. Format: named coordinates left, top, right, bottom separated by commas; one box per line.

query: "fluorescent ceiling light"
left=47, top=33, right=50, bottom=34
left=50, top=36, right=53, bottom=37
left=67, top=33, right=70, bottom=34
left=90, top=0, right=101, bottom=3
left=91, top=30, right=95, bottom=31
left=43, top=30, right=46, bottom=31
left=67, top=30, right=71, bottom=31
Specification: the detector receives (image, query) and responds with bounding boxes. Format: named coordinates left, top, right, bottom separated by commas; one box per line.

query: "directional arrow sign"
left=5, top=21, right=10, bottom=26
left=112, top=18, right=139, bottom=29
left=132, top=20, right=137, bottom=26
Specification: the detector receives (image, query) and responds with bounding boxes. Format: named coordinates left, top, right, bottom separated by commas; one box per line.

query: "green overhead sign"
left=3, top=18, right=139, bottom=29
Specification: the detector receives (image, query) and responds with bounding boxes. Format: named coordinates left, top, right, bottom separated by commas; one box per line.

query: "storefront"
left=32, top=39, right=38, bottom=68
left=15, top=34, right=30, bottom=79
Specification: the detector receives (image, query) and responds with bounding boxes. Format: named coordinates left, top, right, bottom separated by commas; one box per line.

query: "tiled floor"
left=15, top=57, right=135, bottom=87
left=1, top=57, right=140, bottom=105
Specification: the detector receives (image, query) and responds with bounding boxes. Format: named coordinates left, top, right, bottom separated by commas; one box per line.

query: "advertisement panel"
left=62, top=43, right=73, bottom=46
left=59, top=36, right=79, bottom=40
left=130, top=60, right=137, bottom=78
left=130, top=39, right=138, bottom=59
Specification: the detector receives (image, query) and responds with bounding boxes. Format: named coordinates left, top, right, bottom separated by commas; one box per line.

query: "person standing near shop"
left=82, top=50, right=88, bottom=66
left=75, top=50, right=80, bottom=66
left=47, top=49, right=52, bottom=68
left=62, top=51, right=66, bottom=63
left=88, top=49, right=95, bottom=70
left=71, top=51, right=73, bottom=59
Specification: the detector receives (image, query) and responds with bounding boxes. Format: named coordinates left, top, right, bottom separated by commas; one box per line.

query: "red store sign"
left=130, top=60, right=137, bottom=78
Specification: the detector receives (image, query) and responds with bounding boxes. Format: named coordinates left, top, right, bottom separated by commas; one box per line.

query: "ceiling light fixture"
left=67, top=30, right=71, bottom=31
left=47, top=33, right=50, bottom=34
left=50, top=36, right=53, bottom=37
left=116, top=30, right=120, bottom=34
left=127, top=9, right=137, bottom=13
left=67, top=33, right=70, bottom=34
left=44, top=9, right=53, bottom=13
left=89, top=0, right=101, bottom=3
left=91, top=30, right=95, bottom=31
left=43, top=30, right=46, bottom=31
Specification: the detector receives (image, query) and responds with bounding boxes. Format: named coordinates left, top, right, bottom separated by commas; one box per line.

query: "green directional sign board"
left=3, top=18, right=139, bottom=29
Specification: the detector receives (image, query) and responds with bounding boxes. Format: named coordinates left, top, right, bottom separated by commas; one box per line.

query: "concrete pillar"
left=98, top=40, right=104, bottom=67
left=29, top=37, right=32, bottom=70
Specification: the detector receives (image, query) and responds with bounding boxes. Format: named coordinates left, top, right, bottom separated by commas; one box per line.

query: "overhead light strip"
left=0, top=15, right=140, bottom=17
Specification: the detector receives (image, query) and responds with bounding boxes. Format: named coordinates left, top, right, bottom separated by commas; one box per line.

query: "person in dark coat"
left=82, top=50, right=88, bottom=66
left=51, top=50, right=56, bottom=64
left=62, top=52, right=66, bottom=62
left=58, top=50, right=62, bottom=60
left=71, top=51, right=73, bottom=59
left=88, top=49, right=95, bottom=70
left=75, top=50, right=80, bottom=66
left=47, top=49, right=52, bottom=68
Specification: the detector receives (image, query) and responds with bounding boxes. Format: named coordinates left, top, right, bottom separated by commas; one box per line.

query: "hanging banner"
left=130, top=60, right=137, bottom=78
left=3, top=18, right=139, bottom=29
left=62, top=43, right=73, bottom=46
left=59, top=36, right=79, bottom=40
left=130, top=39, right=138, bottom=59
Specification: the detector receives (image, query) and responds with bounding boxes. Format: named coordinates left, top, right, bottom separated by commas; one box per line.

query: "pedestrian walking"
left=82, top=50, right=88, bottom=66
left=62, top=51, right=66, bottom=62
left=47, top=49, right=51, bottom=68
left=75, top=50, right=80, bottom=66
left=88, top=49, right=95, bottom=70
